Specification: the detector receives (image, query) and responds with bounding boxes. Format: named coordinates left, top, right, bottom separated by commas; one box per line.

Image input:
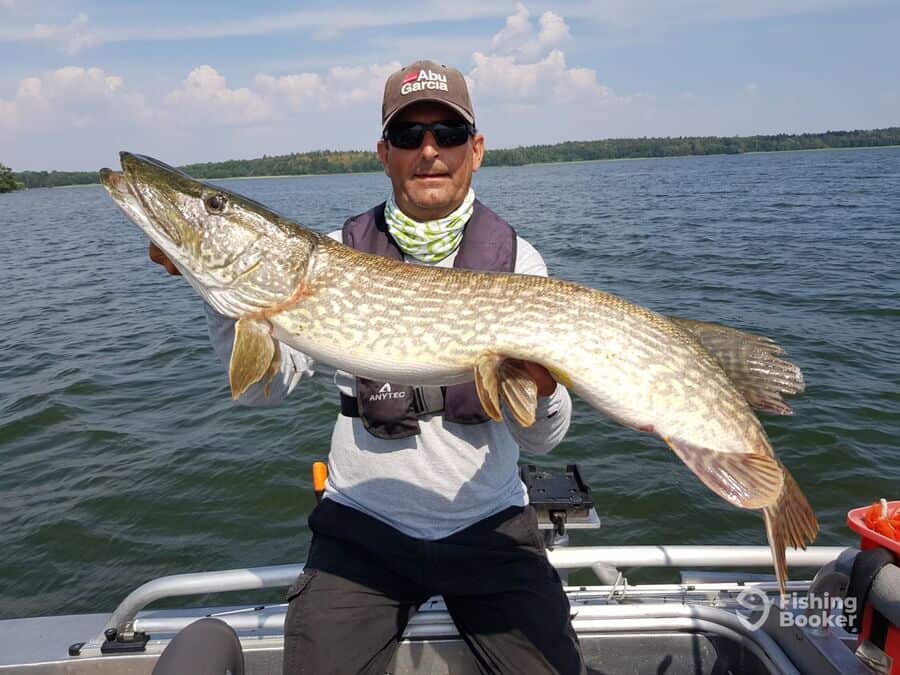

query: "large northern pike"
left=100, top=152, right=818, bottom=591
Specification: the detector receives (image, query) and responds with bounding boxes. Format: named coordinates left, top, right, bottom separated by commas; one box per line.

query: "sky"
left=1, top=0, right=898, bottom=170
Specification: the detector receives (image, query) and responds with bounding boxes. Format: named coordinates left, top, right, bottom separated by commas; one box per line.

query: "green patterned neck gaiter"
left=384, top=188, right=475, bottom=263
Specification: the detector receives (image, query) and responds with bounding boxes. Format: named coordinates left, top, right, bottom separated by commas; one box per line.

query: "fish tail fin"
left=762, top=468, right=819, bottom=596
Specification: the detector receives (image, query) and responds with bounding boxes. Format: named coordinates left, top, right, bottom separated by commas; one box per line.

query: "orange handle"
left=312, top=462, right=328, bottom=500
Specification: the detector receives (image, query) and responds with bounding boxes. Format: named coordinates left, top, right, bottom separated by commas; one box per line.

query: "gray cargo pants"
left=283, top=499, right=585, bottom=675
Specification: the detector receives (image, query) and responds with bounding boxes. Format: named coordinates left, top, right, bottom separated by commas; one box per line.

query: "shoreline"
left=496, top=143, right=900, bottom=170
left=26, top=143, right=900, bottom=189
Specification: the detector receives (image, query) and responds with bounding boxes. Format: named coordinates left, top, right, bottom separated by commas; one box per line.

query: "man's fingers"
left=148, top=242, right=165, bottom=263
left=149, top=242, right=181, bottom=276
left=519, top=360, right=557, bottom=397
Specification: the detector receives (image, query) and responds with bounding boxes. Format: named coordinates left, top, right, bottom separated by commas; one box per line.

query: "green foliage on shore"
left=481, top=127, right=900, bottom=166
left=179, top=150, right=384, bottom=180
left=13, top=127, right=900, bottom=188
left=14, top=169, right=100, bottom=189
left=0, top=163, right=25, bottom=193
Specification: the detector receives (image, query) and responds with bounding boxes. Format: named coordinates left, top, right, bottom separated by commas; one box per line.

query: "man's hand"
left=149, top=242, right=181, bottom=276
left=520, top=360, right=557, bottom=397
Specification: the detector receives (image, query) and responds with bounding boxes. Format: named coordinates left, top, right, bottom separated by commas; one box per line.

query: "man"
left=151, top=60, right=585, bottom=675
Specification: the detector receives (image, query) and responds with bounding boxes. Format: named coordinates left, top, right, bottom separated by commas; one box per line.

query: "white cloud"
left=255, top=61, right=400, bottom=111
left=488, top=3, right=571, bottom=61
left=0, top=66, right=148, bottom=133
left=469, top=6, right=607, bottom=105
left=0, top=0, right=873, bottom=56
left=138, top=4, right=508, bottom=41
left=163, top=66, right=273, bottom=126
left=0, top=3, right=512, bottom=52
left=32, top=13, right=100, bottom=53
left=0, top=12, right=103, bottom=54
left=491, top=3, right=533, bottom=53
left=537, top=11, right=571, bottom=47
left=159, top=61, right=398, bottom=127
left=469, top=49, right=610, bottom=103
left=466, top=4, right=663, bottom=145
left=3, top=1, right=892, bottom=170
left=12, top=6, right=608, bottom=141
left=0, top=60, right=401, bottom=138
left=254, top=72, right=323, bottom=109
left=559, top=0, right=873, bottom=28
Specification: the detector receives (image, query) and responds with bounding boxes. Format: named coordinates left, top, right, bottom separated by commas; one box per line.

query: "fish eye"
left=204, top=193, right=227, bottom=214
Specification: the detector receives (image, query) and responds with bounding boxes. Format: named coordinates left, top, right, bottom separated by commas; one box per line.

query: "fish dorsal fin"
left=229, top=318, right=276, bottom=400
left=473, top=354, right=539, bottom=427
left=669, top=317, right=805, bottom=415
left=664, top=436, right=785, bottom=510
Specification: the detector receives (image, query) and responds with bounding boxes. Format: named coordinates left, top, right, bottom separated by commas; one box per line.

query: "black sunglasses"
left=384, top=121, right=475, bottom=149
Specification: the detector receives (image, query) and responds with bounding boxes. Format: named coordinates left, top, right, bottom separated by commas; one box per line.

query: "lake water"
left=1, top=147, right=898, bottom=619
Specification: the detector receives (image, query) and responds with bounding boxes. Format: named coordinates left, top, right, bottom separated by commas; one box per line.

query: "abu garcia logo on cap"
left=400, top=69, right=448, bottom=96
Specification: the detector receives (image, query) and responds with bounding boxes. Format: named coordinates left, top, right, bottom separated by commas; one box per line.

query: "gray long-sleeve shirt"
left=205, top=229, right=572, bottom=539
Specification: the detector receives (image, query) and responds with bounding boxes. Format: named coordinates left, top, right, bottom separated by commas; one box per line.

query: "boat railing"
left=102, top=563, right=303, bottom=643
left=95, top=544, right=851, bottom=649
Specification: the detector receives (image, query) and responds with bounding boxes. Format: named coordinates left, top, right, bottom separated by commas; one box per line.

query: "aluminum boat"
left=2, top=466, right=896, bottom=674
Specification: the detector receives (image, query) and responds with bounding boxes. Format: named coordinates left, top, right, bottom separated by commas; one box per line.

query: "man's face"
left=377, top=101, right=484, bottom=221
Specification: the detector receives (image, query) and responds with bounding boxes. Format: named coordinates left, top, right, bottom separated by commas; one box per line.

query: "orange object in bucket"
left=848, top=499, right=900, bottom=554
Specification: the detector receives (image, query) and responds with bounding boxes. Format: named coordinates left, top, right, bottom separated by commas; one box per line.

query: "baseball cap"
left=381, top=60, right=474, bottom=131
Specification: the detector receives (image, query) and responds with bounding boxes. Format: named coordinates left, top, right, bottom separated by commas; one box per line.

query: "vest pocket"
left=356, top=377, right=421, bottom=439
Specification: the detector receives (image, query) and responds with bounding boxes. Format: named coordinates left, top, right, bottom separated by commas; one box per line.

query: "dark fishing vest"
left=341, top=200, right=517, bottom=439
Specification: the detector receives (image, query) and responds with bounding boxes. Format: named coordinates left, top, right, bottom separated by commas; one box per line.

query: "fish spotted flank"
left=100, top=152, right=818, bottom=593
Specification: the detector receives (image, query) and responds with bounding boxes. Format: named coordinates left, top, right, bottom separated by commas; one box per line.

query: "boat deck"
left=2, top=545, right=876, bottom=675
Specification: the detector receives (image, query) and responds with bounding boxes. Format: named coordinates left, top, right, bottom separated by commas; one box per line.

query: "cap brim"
left=382, top=98, right=474, bottom=131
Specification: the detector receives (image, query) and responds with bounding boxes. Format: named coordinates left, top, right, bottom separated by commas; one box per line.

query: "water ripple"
left=1, top=147, right=898, bottom=618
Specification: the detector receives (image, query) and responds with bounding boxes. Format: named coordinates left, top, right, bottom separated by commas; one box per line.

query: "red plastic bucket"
left=847, top=500, right=899, bottom=674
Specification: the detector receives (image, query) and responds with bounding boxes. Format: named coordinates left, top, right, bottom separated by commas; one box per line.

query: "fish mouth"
left=104, top=152, right=188, bottom=247
left=99, top=167, right=128, bottom=196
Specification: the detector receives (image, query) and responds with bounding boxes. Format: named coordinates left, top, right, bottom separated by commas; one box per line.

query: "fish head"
left=101, top=152, right=317, bottom=317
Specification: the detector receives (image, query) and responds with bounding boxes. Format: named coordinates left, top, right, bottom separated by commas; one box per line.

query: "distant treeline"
left=1, top=163, right=24, bottom=193
left=14, top=168, right=104, bottom=190
left=180, top=150, right=384, bottom=180
left=13, top=127, right=900, bottom=188
left=13, top=150, right=383, bottom=189
left=481, top=127, right=900, bottom=166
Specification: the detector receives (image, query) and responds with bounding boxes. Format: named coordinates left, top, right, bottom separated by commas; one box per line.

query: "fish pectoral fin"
left=664, top=437, right=785, bottom=510
left=497, top=359, right=539, bottom=428
left=473, top=353, right=504, bottom=421
left=262, top=341, right=282, bottom=399
left=668, top=317, right=805, bottom=416
left=473, top=355, right=540, bottom=427
left=229, top=318, right=276, bottom=400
